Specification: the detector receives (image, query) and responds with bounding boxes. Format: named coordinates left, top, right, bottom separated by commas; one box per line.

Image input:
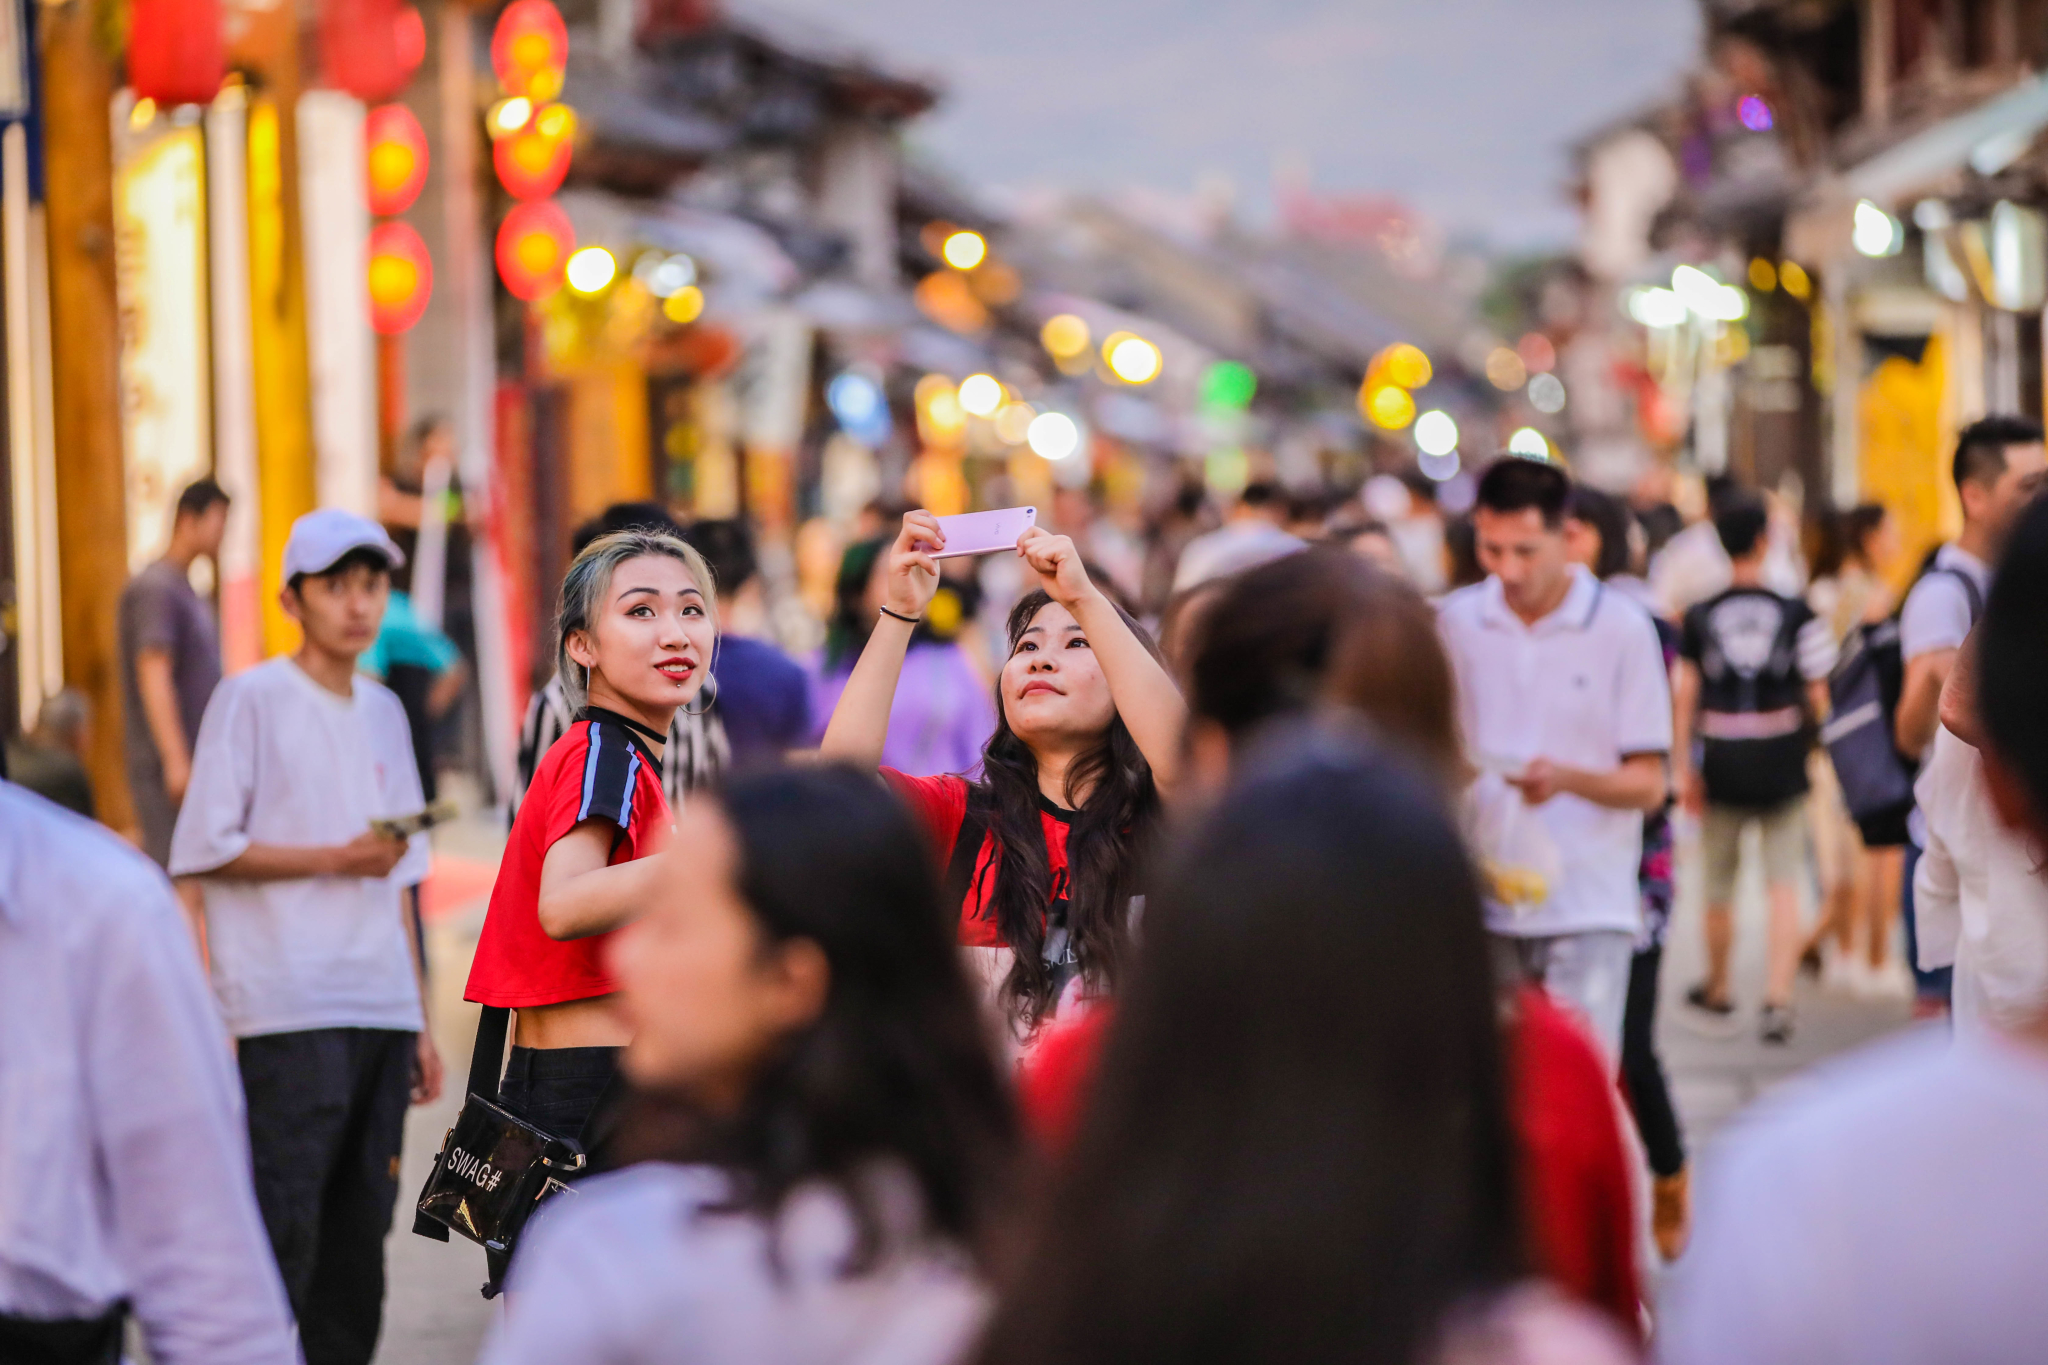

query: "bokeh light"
left=1528, top=373, right=1567, bottom=414
left=1413, top=409, right=1458, bottom=456
left=1027, top=411, right=1082, bottom=461
left=564, top=246, right=616, bottom=295
left=1626, top=286, right=1688, bottom=328
left=1853, top=199, right=1903, bottom=257
left=942, top=230, right=988, bottom=270
left=488, top=97, right=532, bottom=137
left=1779, top=260, right=1812, bottom=300
left=661, top=285, right=704, bottom=324
left=1374, top=342, right=1432, bottom=390
left=1419, top=449, right=1460, bottom=482
left=634, top=252, right=695, bottom=298
left=1748, top=257, right=1777, bottom=292
left=995, top=401, right=1036, bottom=445
left=1201, top=360, right=1257, bottom=410
left=1516, top=333, right=1556, bottom=373
left=1041, top=313, right=1090, bottom=358
left=1736, top=95, right=1773, bottom=131
left=957, top=373, right=1004, bottom=418
left=1105, top=333, right=1162, bottom=384
left=1507, top=427, right=1550, bottom=458
left=1362, top=384, right=1416, bottom=430
left=1671, top=264, right=1748, bottom=321
left=1484, top=347, right=1527, bottom=390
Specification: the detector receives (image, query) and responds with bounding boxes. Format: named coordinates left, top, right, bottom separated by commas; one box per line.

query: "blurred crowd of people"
left=6, top=413, right=2048, bottom=1365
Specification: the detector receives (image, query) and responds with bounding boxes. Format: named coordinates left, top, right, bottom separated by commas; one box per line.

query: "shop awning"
left=1844, top=72, right=2048, bottom=204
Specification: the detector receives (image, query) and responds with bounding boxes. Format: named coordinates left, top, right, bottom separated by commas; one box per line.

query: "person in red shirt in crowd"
left=981, top=745, right=1636, bottom=1365
left=820, top=511, right=1185, bottom=1044
left=465, top=529, right=719, bottom=1159
left=1020, top=549, right=1640, bottom=1331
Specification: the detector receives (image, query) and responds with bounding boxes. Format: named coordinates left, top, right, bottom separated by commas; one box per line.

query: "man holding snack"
left=171, top=508, right=442, bottom=1365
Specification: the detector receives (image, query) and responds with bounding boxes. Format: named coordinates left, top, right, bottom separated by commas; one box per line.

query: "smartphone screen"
left=932, top=506, right=1037, bottom=559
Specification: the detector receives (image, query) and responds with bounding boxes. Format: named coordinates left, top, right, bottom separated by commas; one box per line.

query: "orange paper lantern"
left=495, top=199, right=573, bottom=301
left=368, top=221, right=433, bottom=333
left=364, top=104, right=429, bottom=216
left=322, top=0, right=424, bottom=102
left=491, top=0, right=568, bottom=102
left=492, top=103, right=573, bottom=199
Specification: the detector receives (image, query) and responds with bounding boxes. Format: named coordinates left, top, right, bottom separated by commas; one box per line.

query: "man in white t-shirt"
left=1894, top=416, right=2045, bottom=1010
left=1438, top=456, right=1672, bottom=1065
left=1661, top=490, right=2048, bottom=1364
left=171, top=509, right=442, bottom=1365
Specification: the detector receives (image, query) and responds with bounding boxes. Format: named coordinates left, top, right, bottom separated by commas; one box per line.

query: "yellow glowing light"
left=129, top=98, right=158, bottom=130
left=1362, top=384, right=1416, bottom=430
left=1484, top=347, right=1527, bottom=391
left=368, top=253, right=420, bottom=307
left=1040, top=312, right=1090, bottom=358
left=941, top=230, right=988, bottom=270
left=995, top=401, right=1036, bottom=445
left=662, top=285, right=704, bottom=324
left=1104, top=333, right=1162, bottom=384
left=1779, top=260, right=1811, bottom=301
left=1374, top=342, right=1433, bottom=390
left=565, top=246, right=617, bottom=295
left=534, top=102, right=575, bottom=139
left=489, top=96, right=533, bottom=138
left=916, top=374, right=967, bottom=441
left=1748, top=257, right=1777, bottom=292
left=1508, top=427, right=1550, bottom=458
left=957, top=373, right=1004, bottom=418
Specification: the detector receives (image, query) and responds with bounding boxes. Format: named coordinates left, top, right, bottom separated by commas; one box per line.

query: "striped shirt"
left=513, top=673, right=726, bottom=819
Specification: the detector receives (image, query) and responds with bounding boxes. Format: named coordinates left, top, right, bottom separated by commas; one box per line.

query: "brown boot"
left=1653, top=1166, right=1691, bottom=1262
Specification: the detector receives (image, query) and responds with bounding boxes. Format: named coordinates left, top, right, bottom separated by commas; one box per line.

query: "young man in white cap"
left=171, top=508, right=442, bottom=1365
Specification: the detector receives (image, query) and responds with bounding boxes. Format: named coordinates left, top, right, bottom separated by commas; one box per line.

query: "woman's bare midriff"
left=512, top=994, right=632, bottom=1050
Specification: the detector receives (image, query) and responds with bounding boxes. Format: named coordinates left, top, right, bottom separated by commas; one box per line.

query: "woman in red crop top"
left=466, top=528, right=718, bottom=1144
left=821, top=511, right=1186, bottom=1040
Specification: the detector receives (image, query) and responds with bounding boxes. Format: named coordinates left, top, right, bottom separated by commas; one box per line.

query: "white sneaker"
left=1855, top=958, right=1914, bottom=1001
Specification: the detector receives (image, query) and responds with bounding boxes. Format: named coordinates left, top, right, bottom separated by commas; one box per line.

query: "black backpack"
left=1821, top=566, right=1980, bottom=843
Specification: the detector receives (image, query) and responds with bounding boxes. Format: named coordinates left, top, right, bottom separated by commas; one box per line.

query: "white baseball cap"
left=282, top=508, right=406, bottom=581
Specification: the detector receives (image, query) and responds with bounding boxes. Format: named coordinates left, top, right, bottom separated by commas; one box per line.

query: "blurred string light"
left=130, top=97, right=158, bottom=130
left=1200, top=360, right=1257, bottom=410
left=1670, top=264, right=1747, bottom=321
left=488, top=96, right=532, bottom=137
left=1372, top=342, right=1432, bottom=390
left=1779, top=260, right=1811, bottom=300
left=662, top=285, right=704, bottom=324
left=1362, top=384, right=1416, bottom=430
left=1748, top=257, right=1777, bottom=291
left=1626, top=286, right=1687, bottom=328
left=1527, top=373, right=1567, bottom=414
left=564, top=245, right=615, bottom=294
left=1507, top=427, right=1550, bottom=458
left=634, top=251, right=696, bottom=298
left=1853, top=199, right=1904, bottom=257
left=995, top=401, right=1037, bottom=445
left=1040, top=313, right=1090, bottom=358
left=957, top=373, right=1004, bottom=417
left=941, top=230, right=987, bottom=270
left=1484, top=347, right=1527, bottom=390
left=1104, top=333, right=1162, bottom=384
left=1027, top=411, right=1082, bottom=461
left=1413, top=408, right=1458, bottom=456
left=826, top=371, right=889, bottom=444
left=917, top=374, right=967, bottom=441
left=1736, top=95, right=1773, bottom=131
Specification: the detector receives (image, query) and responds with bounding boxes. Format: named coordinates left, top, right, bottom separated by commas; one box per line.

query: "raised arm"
left=534, top=818, right=667, bottom=940
left=818, top=511, right=944, bottom=770
left=1018, top=526, right=1187, bottom=795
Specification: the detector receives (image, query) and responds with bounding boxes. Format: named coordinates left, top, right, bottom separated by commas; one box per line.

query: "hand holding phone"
left=932, top=506, right=1037, bottom=560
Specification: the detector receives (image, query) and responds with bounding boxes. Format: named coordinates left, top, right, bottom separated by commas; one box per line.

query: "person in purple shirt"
left=679, top=519, right=813, bottom=772
left=810, top=536, right=995, bottom=778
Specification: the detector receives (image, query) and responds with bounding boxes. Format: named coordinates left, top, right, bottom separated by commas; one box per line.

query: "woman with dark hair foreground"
left=980, top=748, right=1633, bottom=1365
left=822, top=512, right=1185, bottom=1043
left=482, top=766, right=1016, bottom=1364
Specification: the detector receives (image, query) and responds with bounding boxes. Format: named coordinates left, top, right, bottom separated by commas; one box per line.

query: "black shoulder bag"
left=411, top=1006, right=593, bottom=1297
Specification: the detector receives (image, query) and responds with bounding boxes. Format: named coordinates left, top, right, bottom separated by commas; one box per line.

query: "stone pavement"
left=370, top=807, right=1917, bottom=1364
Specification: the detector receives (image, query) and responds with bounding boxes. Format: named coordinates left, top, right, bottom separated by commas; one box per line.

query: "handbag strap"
left=468, top=1005, right=511, bottom=1101
left=942, top=789, right=990, bottom=918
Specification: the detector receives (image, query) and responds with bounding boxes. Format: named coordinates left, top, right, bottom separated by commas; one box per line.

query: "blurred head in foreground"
left=976, top=744, right=1519, bottom=1365
left=608, top=766, right=1015, bottom=1266
left=1981, top=495, right=2048, bottom=869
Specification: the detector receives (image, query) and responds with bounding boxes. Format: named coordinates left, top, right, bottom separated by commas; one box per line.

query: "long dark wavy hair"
left=976, top=740, right=1522, bottom=1365
left=974, top=589, right=1163, bottom=1027
left=616, top=766, right=1017, bottom=1271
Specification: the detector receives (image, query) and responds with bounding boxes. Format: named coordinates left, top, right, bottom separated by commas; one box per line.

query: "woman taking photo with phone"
left=821, top=511, right=1186, bottom=1042
left=464, top=528, right=718, bottom=1152
left=482, top=767, right=1016, bottom=1365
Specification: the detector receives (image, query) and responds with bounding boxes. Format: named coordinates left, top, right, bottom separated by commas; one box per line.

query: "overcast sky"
left=757, top=0, right=1701, bottom=248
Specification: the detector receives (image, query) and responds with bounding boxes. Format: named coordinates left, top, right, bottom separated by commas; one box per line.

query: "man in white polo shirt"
left=1439, top=455, right=1672, bottom=1065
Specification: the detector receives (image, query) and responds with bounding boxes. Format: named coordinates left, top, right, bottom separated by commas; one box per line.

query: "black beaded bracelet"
left=878, top=605, right=922, bottom=625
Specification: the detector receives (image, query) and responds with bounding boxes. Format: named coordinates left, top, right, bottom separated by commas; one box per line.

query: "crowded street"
left=8, top=1, right=2048, bottom=1364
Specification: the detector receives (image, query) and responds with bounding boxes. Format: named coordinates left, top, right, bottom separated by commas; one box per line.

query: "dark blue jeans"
left=1901, top=839, right=1954, bottom=1005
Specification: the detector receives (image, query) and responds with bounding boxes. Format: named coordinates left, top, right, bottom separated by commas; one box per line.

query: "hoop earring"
left=680, top=691, right=715, bottom=717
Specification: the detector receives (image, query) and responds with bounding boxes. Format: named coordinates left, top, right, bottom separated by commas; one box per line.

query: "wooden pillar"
left=41, top=0, right=133, bottom=830
left=1863, top=0, right=1893, bottom=127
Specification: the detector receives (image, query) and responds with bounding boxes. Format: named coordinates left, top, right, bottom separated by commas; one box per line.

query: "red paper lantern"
left=128, top=0, right=226, bottom=106
left=491, top=0, right=568, bottom=102
left=368, top=221, right=433, bottom=333
left=364, top=104, right=429, bottom=216
left=492, top=103, right=573, bottom=200
left=495, top=199, right=574, bottom=301
left=322, top=0, right=425, bottom=102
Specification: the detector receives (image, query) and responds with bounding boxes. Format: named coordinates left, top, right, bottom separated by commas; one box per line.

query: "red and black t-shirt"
left=466, top=712, right=670, bottom=1008
left=883, top=769, right=1075, bottom=959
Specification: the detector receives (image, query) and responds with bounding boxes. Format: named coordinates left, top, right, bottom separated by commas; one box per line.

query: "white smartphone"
left=932, top=506, right=1036, bottom=559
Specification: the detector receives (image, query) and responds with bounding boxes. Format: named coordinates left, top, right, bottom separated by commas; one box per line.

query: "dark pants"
left=1619, top=943, right=1685, bottom=1179
left=239, top=1027, right=414, bottom=1365
left=1901, top=839, right=1954, bottom=1005
left=486, top=1045, right=619, bottom=1289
